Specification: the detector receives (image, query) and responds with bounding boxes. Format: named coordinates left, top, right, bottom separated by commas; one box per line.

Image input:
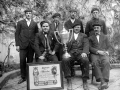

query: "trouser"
left=62, top=54, right=89, bottom=80
left=90, top=54, right=110, bottom=82
left=20, top=45, right=34, bottom=79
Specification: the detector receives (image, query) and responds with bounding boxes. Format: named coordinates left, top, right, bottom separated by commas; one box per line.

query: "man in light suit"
left=34, top=21, right=58, bottom=62
left=15, top=9, right=38, bottom=84
left=89, top=23, right=111, bottom=90
left=62, top=23, right=89, bottom=90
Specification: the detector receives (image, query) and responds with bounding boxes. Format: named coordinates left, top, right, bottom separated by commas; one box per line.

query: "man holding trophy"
left=34, top=21, right=59, bottom=62
left=54, top=23, right=89, bottom=90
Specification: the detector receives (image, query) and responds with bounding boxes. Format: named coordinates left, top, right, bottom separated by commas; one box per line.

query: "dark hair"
left=52, top=13, right=61, bottom=18
left=40, top=21, right=50, bottom=27
left=24, top=9, right=32, bottom=13
left=91, top=7, right=99, bottom=13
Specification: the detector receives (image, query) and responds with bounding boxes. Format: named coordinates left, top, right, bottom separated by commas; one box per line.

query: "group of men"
left=15, top=7, right=111, bottom=90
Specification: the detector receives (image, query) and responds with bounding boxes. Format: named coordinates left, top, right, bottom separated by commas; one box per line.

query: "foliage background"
left=0, top=0, right=120, bottom=64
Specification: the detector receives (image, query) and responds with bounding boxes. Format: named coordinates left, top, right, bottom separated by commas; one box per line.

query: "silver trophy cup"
left=54, top=27, right=73, bottom=59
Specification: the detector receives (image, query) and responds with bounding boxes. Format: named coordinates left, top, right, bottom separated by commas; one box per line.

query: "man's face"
left=92, top=10, right=99, bottom=19
left=93, top=26, right=101, bottom=35
left=42, top=23, right=50, bottom=33
left=74, top=25, right=81, bottom=34
left=54, top=16, right=60, bottom=22
left=25, top=12, right=32, bottom=19
left=70, top=11, right=76, bottom=19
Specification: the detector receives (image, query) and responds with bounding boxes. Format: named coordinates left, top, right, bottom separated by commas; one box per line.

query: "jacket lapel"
left=99, top=34, right=103, bottom=45
left=23, top=19, right=28, bottom=28
left=29, top=20, right=34, bottom=28
left=40, top=32, right=46, bottom=47
left=47, top=33, right=51, bottom=45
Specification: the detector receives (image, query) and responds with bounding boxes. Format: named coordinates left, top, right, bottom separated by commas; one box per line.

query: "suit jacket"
left=64, top=19, right=84, bottom=33
left=50, top=21, right=63, bottom=33
left=15, top=19, right=38, bottom=49
left=85, top=18, right=107, bottom=37
left=67, top=33, right=89, bottom=54
left=34, top=31, right=59, bottom=58
left=89, top=33, right=111, bottom=54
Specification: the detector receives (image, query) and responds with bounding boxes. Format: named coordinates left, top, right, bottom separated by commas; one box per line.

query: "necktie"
left=45, top=34, right=50, bottom=50
left=96, top=35, right=99, bottom=43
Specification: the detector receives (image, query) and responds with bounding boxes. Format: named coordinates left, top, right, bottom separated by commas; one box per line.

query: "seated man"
left=89, top=23, right=111, bottom=90
left=34, top=20, right=58, bottom=62
left=62, top=24, right=89, bottom=90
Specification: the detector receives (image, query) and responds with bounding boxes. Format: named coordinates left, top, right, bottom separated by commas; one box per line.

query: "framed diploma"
left=27, top=62, right=63, bottom=90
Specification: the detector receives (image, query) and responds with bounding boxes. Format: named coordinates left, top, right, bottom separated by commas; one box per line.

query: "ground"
left=1, top=68, right=120, bottom=90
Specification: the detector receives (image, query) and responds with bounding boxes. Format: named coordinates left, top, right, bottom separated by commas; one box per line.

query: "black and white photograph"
left=0, top=0, right=120, bottom=90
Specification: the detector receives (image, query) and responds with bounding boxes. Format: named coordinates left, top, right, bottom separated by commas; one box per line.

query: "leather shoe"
left=18, top=78, right=26, bottom=84
left=101, top=82, right=108, bottom=89
left=83, top=82, right=89, bottom=90
left=98, top=82, right=108, bottom=90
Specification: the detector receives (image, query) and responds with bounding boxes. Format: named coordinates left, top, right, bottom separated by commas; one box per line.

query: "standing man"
left=15, top=9, right=38, bottom=84
left=50, top=13, right=63, bottom=61
left=50, top=13, right=63, bottom=33
left=62, top=24, right=89, bottom=90
left=64, top=9, right=84, bottom=33
left=85, top=7, right=107, bottom=37
left=89, top=23, right=111, bottom=90
left=34, top=21, right=58, bottom=62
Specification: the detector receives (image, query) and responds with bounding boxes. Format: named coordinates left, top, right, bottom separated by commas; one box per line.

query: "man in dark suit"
left=62, top=24, right=89, bottom=90
left=15, top=9, right=38, bottom=84
left=64, top=9, right=84, bottom=33
left=50, top=13, right=63, bottom=61
left=34, top=21, right=58, bottom=62
left=85, top=7, right=107, bottom=37
left=50, top=13, right=63, bottom=33
left=89, top=23, right=111, bottom=90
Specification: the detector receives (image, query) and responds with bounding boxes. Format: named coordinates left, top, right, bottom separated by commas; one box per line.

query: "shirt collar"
left=70, top=19, right=75, bottom=23
left=26, top=18, right=31, bottom=22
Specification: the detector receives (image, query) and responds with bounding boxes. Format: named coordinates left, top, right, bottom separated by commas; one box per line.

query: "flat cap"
left=72, top=23, right=81, bottom=28
left=24, top=9, right=32, bottom=13
left=91, top=7, right=99, bottom=13
left=52, top=13, right=61, bottom=18
left=92, top=23, right=102, bottom=27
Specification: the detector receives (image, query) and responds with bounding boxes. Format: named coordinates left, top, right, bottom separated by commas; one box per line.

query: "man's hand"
left=16, top=46, right=20, bottom=52
left=104, top=51, right=109, bottom=55
left=81, top=53, right=87, bottom=58
left=97, top=50, right=106, bottom=55
left=49, top=50, right=55, bottom=55
left=39, top=56, right=45, bottom=60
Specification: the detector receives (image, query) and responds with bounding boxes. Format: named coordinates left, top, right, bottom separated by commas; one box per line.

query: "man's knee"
left=81, top=57, right=89, bottom=64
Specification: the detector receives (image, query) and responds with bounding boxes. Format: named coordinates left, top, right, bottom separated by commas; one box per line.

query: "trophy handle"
left=68, top=29, right=73, bottom=42
left=54, top=31, right=62, bottom=44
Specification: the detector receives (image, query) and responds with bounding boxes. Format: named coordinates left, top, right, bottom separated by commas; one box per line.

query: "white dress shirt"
left=96, top=35, right=99, bottom=43
left=74, top=33, right=79, bottom=40
left=70, top=19, right=75, bottom=23
left=26, top=19, right=31, bottom=27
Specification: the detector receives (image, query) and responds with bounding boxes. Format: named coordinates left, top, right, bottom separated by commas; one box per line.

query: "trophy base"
left=63, top=52, right=71, bottom=59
